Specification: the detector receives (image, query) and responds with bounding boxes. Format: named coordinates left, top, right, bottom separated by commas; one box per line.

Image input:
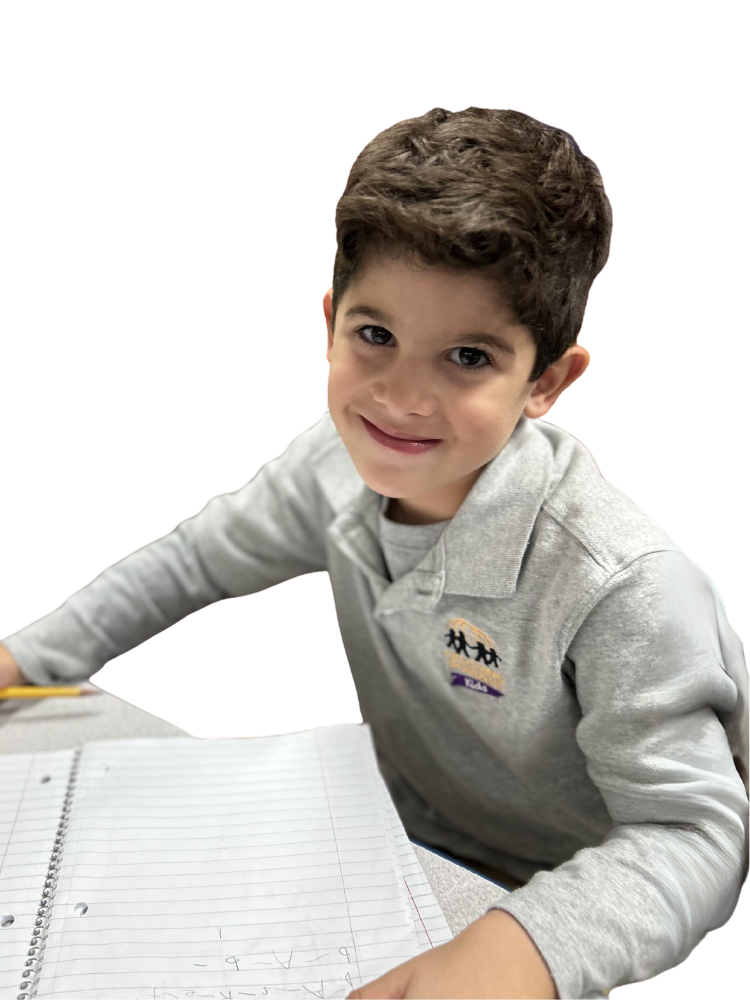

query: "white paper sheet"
left=35, top=726, right=429, bottom=999
left=0, top=750, right=77, bottom=997
left=376, top=782, right=452, bottom=953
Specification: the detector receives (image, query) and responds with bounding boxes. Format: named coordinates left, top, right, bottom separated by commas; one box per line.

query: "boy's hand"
left=0, top=643, right=29, bottom=688
left=347, top=910, right=557, bottom=999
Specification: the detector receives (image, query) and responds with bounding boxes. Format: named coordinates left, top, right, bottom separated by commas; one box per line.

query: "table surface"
left=0, top=686, right=505, bottom=937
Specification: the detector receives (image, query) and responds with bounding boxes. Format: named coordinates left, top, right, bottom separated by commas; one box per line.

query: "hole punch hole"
left=1, top=914, right=14, bottom=927
left=73, top=903, right=88, bottom=917
left=40, top=775, right=51, bottom=784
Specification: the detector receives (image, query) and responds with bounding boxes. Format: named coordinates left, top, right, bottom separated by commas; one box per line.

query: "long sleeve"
left=494, top=549, right=748, bottom=999
left=3, top=525, right=227, bottom=685
left=3, top=419, right=336, bottom=685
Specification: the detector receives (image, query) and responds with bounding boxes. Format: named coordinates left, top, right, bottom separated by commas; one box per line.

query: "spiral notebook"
left=0, top=724, right=451, bottom=1000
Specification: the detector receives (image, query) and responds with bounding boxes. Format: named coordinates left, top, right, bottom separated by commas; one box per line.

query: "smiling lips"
left=360, top=416, right=442, bottom=454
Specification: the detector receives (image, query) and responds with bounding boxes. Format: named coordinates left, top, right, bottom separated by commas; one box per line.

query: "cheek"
left=328, top=349, right=370, bottom=401
left=327, top=360, right=359, bottom=419
left=453, top=391, right=507, bottom=437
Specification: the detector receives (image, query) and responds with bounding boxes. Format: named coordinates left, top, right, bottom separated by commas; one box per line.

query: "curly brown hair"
left=332, top=107, right=612, bottom=381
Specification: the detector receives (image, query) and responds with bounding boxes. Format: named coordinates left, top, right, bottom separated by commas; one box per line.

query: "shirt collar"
left=442, top=415, right=554, bottom=598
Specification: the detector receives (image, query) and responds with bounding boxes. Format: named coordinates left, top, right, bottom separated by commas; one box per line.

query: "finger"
left=347, top=961, right=412, bottom=999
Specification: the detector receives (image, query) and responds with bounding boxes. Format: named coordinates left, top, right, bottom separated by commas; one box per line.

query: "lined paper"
left=376, top=783, right=452, bottom=954
left=34, top=726, right=435, bottom=999
left=0, top=750, right=76, bottom=996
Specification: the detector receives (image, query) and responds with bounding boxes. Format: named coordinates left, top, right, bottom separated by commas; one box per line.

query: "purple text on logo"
left=450, top=672, right=503, bottom=698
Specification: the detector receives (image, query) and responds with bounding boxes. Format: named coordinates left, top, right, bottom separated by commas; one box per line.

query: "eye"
left=356, top=325, right=492, bottom=371
left=357, top=325, right=394, bottom=347
left=449, top=346, right=490, bottom=369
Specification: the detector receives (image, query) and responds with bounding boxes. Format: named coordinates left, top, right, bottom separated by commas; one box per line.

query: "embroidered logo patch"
left=444, top=617, right=505, bottom=698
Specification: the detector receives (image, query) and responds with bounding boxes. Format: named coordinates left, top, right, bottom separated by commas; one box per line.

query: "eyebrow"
left=344, top=304, right=517, bottom=357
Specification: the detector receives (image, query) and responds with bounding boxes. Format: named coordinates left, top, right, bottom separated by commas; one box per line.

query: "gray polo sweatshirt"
left=4, top=413, right=748, bottom=999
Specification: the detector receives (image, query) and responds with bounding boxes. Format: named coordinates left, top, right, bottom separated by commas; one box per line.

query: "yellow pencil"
left=0, top=686, right=99, bottom=699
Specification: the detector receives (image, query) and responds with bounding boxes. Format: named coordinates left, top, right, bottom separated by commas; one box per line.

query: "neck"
left=386, top=499, right=453, bottom=524
left=387, top=467, right=483, bottom=525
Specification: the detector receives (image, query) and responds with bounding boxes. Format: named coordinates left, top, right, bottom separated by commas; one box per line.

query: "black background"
left=0, top=90, right=748, bottom=997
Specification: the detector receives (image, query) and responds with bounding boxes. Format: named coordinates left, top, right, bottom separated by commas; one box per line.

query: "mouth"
left=359, top=415, right=443, bottom=454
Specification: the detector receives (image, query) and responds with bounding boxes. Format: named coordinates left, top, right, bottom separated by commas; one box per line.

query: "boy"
left=0, top=107, right=747, bottom=999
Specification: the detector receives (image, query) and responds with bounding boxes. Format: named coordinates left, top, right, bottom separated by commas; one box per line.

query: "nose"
left=370, top=360, right=437, bottom=418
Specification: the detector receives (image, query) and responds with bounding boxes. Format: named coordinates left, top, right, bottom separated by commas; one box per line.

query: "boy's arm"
left=0, top=642, right=28, bottom=686
left=489, top=548, right=748, bottom=998
left=2, top=421, right=335, bottom=685
left=1, top=525, right=230, bottom=685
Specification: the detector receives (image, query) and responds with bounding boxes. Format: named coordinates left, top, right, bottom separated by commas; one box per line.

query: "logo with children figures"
left=444, top=618, right=505, bottom=699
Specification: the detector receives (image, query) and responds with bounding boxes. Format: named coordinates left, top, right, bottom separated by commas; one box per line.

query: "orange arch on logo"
left=447, top=617, right=496, bottom=651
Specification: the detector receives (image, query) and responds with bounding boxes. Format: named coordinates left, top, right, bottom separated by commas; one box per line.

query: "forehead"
left=341, top=252, right=529, bottom=339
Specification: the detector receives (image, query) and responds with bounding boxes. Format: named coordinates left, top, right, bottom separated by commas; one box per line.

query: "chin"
left=353, top=460, right=419, bottom=500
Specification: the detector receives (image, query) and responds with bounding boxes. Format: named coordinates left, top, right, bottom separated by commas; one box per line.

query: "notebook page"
left=367, top=777, right=432, bottom=951
left=0, top=750, right=76, bottom=996
left=376, top=782, right=452, bottom=952
left=38, top=726, right=419, bottom=999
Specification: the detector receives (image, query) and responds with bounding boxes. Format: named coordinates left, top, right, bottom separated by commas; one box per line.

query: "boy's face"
left=325, top=254, right=584, bottom=522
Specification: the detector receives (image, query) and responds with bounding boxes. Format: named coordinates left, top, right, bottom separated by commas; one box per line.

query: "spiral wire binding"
left=17, top=749, right=81, bottom=1000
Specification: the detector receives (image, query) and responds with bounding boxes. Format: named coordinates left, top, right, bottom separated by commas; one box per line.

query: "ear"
left=323, top=289, right=334, bottom=361
left=523, top=345, right=590, bottom=419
